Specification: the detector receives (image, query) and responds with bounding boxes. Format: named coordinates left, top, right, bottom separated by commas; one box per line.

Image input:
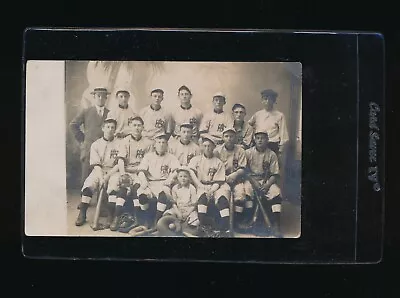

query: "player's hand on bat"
left=260, top=183, right=271, bottom=193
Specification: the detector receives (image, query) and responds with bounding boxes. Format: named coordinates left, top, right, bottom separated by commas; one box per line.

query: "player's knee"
left=158, top=191, right=168, bottom=203
left=81, top=188, right=93, bottom=198
left=131, top=183, right=140, bottom=193
left=117, top=187, right=128, bottom=199
left=138, top=194, right=148, bottom=205
left=216, top=196, right=229, bottom=210
left=198, top=194, right=208, bottom=205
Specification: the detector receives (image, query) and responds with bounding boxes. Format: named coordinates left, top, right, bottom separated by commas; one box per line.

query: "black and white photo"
left=26, top=60, right=302, bottom=238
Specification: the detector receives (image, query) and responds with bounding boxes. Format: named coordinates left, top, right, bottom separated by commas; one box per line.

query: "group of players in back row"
left=69, top=84, right=289, bottom=237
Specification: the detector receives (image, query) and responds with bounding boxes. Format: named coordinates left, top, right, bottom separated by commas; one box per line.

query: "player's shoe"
left=75, top=211, right=86, bottom=226
left=110, top=216, right=121, bottom=231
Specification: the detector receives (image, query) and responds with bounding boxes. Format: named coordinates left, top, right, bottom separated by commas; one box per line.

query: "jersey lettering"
left=187, top=153, right=195, bottom=164
left=161, top=165, right=170, bottom=175
left=155, top=119, right=165, bottom=128
left=217, top=123, right=226, bottom=132
left=136, top=149, right=145, bottom=159
left=208, top=167, right=217, bottom=179
left=233, top=159, right=239, bottom=170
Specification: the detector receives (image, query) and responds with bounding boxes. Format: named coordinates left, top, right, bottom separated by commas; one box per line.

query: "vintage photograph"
left=61, top=61, right=302, bottom=238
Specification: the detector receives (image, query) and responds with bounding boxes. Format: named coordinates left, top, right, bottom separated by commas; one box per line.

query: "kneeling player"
left=214, top=128, right=248, bottom=229
left=244, top=130, right=283, bottom=237
left=187, top=134, right=231, bottom=237
left=75, top=118, right=120, bottom=227
left=136, top=132, right=181, bottom=228
left=157, top=167, right=199, bottom=236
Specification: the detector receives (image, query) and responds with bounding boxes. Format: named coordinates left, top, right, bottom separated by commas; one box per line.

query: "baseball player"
left=214, top=128, right=247, bottom=229
left=139, top=88, right=173, bottom=140
left=157, top=167, right=199, bottom=236
left=106, top=116, right=154, bottom=231
left=75, top=118, right=121, bottom=227
left=244, top=129, right=283, bottom=237
left=107, top=88, right=138, bottom=139
left=136, top=132, right=181, bottom=228
left=248, top=89, right=289, bottom=162
left=69, top=86, right=111, bottom=185
left=187, top=134, right=231, bottom=237
left=168, top=123, right=202, bottom=166
left=171, top=85, right=203, bottom=143
left=232, top=103, right=254, bottom=150
left=199, top=92, right=234, bottom=146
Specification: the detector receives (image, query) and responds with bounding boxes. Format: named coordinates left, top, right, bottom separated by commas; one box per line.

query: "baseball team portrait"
left=25, top=60, right=302, bottom=238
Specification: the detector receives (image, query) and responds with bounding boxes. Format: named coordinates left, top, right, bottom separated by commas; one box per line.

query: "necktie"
left=98, top=108, right=103, bottom=117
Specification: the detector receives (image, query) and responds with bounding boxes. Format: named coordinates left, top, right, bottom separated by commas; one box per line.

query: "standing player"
left=171, top=85, right=203, bottom=143
left=214, top=128, right=248, bottom=229
left=106, top=116, right=154, bottom=231
left=232, top=103, right=254, bottom=150
left=75, top=118, right=121, bottom=227
left=70, top=86, right=111, bottom=184
left=168, top=123, right=202, bottom=166
left=199, top=92, right=234, bottom=146
left=139, top=88, right=173, bottom=140
left=248, top=89, right=289, bottom=163
left=244, top=130, right=283, bottom=237
left=187, top=134, right=231, bottom=237
left=136, top=132, right=181, bottom=228
left=107, top=88, right=138, bottom=139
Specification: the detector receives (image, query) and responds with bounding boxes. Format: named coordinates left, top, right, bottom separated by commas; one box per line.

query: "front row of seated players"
left=75, top=117, right=283, bottom=237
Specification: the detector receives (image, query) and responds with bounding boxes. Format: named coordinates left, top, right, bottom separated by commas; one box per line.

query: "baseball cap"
left=213, top=92, right=226, bottom=99
left=222, top=127, right=236, bottom=135
left=200, top=133, right=217, bottom=146
left=261, top=89, right=278, bottom=99
left=254, top=129, right=269, bottom=137
left=232, top=103, right=246, bottom=111
left=180, top=122, right=193, bottom=129
left=154, top=132, right=169, bottom=140
left=90, top=87, right=111, bottom=95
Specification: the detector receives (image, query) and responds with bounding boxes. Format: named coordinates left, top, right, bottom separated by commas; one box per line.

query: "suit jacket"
left=69, top=106, right=110, bottom=160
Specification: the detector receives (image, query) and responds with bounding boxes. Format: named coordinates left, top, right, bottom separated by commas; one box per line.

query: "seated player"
left=214, top=128, right=248, bottom=229
left=157, top=167, right=199, bottom=236
left=187, top=134, right=231, bottom=237
left=75, top=118, right=121, bottom=227
left=107, top=87, right=138, bottom=140
left=106, top=116, right=154, bottom=231
left=171, top=85, right=203, bottom=143
left=168, top=123, right=201, bottom=166
left=136, top=132, right=181, bottom=228
left=232, top=103, right=254, bottom=150
left=139, top=88, right=173, bottom=140
left=199, top=92, right=234, bottom=146
left=244, top=130, right=283, bottom=237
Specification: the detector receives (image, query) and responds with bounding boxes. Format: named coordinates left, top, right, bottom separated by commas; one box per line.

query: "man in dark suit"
left=70, top=87, right=111, bottom=185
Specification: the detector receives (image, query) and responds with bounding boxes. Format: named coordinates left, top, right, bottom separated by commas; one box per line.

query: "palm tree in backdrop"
left=81, top=61, right=165, bottom=110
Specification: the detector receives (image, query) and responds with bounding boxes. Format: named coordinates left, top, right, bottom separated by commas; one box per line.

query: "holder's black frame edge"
left=355, top=33, right=385, bottom=263
left=21, top=28, right=369, bottom=264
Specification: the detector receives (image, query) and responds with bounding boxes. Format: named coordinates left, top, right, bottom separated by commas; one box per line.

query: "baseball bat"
left=246, top=175, right=272, bottom=228
left=91, top=185, right=105, bottom=231
left=229, top=192, right=235, bottom=236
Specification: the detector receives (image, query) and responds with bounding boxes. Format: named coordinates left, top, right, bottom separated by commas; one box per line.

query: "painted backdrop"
left=65, top=61, right=302, bottom=202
